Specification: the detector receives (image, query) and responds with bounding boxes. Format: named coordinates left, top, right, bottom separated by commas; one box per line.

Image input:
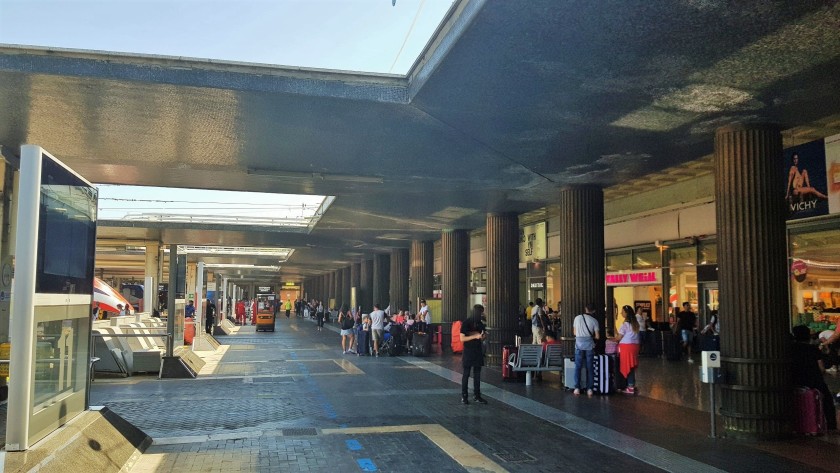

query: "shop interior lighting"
left=203, top=264, right=281, bottom=271
left=798, top=259, right=840, bottom=269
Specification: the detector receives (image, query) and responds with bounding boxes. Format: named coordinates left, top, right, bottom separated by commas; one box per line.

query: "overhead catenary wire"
left=388, top=0, right=425, bottom=74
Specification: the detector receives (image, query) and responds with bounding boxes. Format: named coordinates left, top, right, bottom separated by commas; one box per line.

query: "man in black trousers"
left=460, top=304, right=488, bottom=405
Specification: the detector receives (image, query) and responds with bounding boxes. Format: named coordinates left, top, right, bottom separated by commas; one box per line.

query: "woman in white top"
left=613, top=305, right=641, bottom=394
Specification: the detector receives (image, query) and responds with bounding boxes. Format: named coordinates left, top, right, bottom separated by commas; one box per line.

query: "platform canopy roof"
left=2, top=0, right=840, bottom=283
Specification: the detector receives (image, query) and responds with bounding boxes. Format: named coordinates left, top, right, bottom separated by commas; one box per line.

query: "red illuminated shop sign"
left=605, top=269, right=662, bottom=287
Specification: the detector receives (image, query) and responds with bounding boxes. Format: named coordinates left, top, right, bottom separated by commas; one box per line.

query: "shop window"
left=470, top=268, right=487, bottom=293
left=669, top=245, right=698, bottom=313
left=606, top=252, right=632, bottom=271
left=790, top=228, right=840, bottom=328
left=546, top=262, right=561, bottom=312
left=669, top=246, right=698, bottom=268
left=633, top=248, right=662, bottom=269
left=699, top=241, right=717, bottom=264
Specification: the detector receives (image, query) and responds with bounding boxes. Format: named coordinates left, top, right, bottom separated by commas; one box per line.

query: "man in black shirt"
left=792, top=325, right=837, bottom=431
left=461, top=305, right=488, bottom=405
left=676, top=302, right=698, bottom=363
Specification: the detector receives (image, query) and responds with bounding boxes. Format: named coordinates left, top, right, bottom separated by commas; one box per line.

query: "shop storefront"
left=606, top=268, right=663, bottom=333
left=605, top=240, right=718, bottom=331
left=545, top=262, right=561, bottom=312
left=520, top=221, right=547, bottom=308
left=789, top=225, right=840, bottom=331
left=526, top=262, right=546, bottom=305
left=785, top=133, right=840, bottom=331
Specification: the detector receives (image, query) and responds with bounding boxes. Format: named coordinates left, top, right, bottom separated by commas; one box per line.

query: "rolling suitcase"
left=502, top=345, right=525, bottom=381
left=611, top=353, right=627, bottom=391
left=412, top=332, right=432, bottom=357
left=356, top=328, right=370, bottom=356
left=664, top=331, right=682, bottom=361
left=389, top=325, right=405, bottom=356
left=564, top=358, right=586, bottom=390
left=592, top=354, right=614, bottom=394
left=793, top=387, right=826, bottom=435
left=642, top=330, right=661, bottom=357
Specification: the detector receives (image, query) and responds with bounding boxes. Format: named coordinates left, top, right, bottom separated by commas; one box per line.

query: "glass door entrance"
left=698, top=282, right=719, bottom=329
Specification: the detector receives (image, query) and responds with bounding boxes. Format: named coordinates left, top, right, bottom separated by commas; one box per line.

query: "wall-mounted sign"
left=520, top=222, right=546, bottom=262
left=258, top=286, right=274, bottom=293
left=529, top=281, right=545, bottom=289
left=284, top=282, right=296, bottom=286
left=605, top=269, right=662, bottom=287
left=785, top=138, right=830, bottom=220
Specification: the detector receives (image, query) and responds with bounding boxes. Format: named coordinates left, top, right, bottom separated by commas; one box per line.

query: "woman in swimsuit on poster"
left=786, top=152, right=827, bottom=200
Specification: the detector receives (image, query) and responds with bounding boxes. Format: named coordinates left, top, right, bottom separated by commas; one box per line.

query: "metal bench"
left=508, top=344, right=566, bottom=386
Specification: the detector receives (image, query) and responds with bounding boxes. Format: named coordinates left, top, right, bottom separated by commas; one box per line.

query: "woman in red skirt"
left=614, top=305, right=641, bottom=394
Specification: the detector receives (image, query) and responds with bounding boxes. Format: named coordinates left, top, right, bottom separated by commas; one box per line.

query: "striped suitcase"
left=592, top=354, right=614, bottom=394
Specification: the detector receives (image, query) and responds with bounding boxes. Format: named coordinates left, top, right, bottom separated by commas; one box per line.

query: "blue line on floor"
left=356, top=458, right=377, bottom=471
left=346, top=439, right=363, bottom=451
left=289, top=351, right=338, bottom=419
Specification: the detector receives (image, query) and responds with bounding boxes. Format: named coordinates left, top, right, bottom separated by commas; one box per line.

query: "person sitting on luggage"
left=415, top=315, right=427, bottom=334
left=791, top=325, right=837, bottom=431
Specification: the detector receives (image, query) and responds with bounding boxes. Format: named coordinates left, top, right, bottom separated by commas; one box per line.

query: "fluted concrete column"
left=350, top=262, right=361, bottom=309
left=326, top=272, right=334, bottom=308
left=372, top=253, right=390, bottom=309
left=334, top=270, right=343, bottom=310
left=715, top=124, right=791, bottom=439
left=441, top=230, right=469, bottom=350
left=360, top=259, right=374, bottom=312
left=559, top=185, right=605, bottom=354
left=486, top=213, right=520, bottom=366
left=390, top=248, right=409, bottom=312
left=409, top=240, right=435, bottom=313
left=341, top=266, right=351, bottom=310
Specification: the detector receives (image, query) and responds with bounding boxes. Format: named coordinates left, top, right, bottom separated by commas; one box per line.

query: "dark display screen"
left=36, top=155, right=97, bottom=294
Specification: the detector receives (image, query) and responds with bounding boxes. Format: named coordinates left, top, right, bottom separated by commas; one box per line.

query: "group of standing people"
left=570, top=303, right=641, bottom=397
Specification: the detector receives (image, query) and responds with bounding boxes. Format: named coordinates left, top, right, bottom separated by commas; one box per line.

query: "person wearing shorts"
left=676, top=302, right=697, bottom=363
left=339, top=307, right=356, bottom=354
left=369, top=304, right=386, bottom=357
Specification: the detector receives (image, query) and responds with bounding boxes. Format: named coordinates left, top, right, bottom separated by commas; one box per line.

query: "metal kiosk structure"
left=6, top=145, right=98, bottom=451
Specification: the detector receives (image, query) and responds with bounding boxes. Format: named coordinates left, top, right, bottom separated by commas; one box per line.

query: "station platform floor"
left=88, top=316, right=840, bottom=473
